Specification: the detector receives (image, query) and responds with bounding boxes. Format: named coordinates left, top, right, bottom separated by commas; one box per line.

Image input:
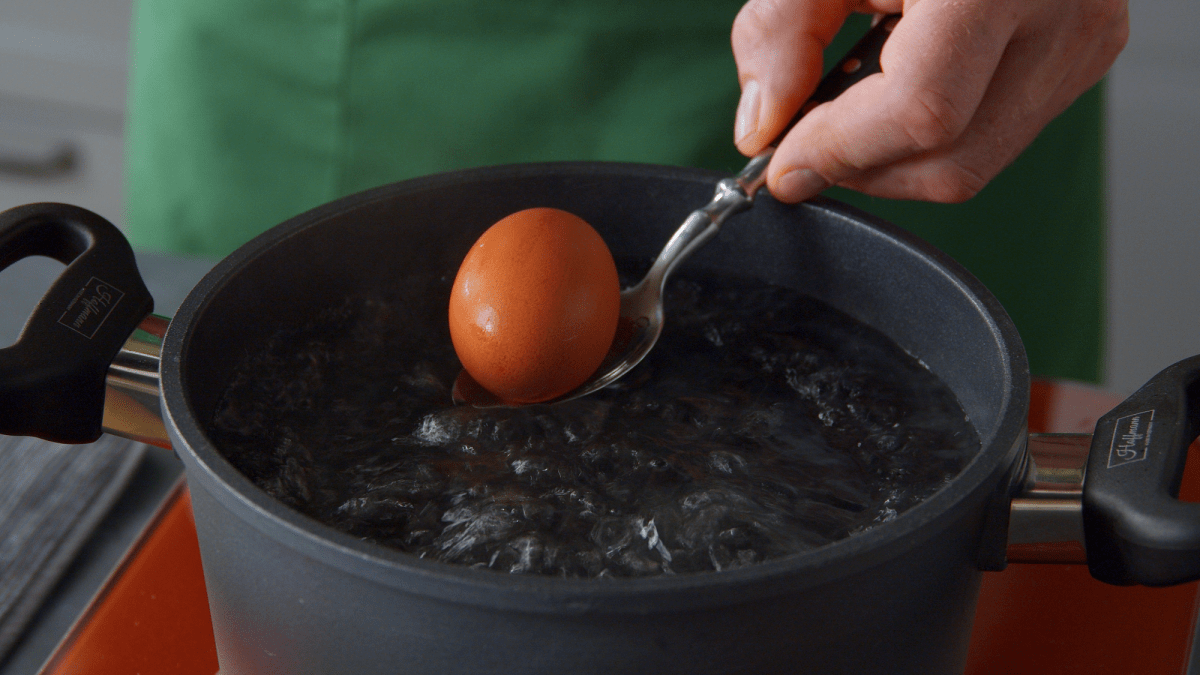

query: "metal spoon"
left=454, top=14, right=900, bottom=407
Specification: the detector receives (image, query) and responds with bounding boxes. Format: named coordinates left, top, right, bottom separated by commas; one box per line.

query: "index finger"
left=731, top=0, right=852, bottom=155
left=732, top=0, right=901, bottom=156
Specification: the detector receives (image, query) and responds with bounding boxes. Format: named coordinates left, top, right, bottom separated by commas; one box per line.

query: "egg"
left=449, top=207, right=621, bottom=404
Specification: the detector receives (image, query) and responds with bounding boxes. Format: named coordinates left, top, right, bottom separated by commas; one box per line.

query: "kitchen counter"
left=0, top=251, right=216, bottom=675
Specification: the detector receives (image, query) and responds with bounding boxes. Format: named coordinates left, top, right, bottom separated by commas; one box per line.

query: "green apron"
left=125, top=1, right=1104, bottom=383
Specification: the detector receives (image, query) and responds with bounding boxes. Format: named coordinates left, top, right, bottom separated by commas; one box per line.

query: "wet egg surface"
left=448, top=208, right=620, bottom=404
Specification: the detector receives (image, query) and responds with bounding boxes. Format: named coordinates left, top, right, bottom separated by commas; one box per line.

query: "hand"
left=731, top=0, right=1129, bottom=203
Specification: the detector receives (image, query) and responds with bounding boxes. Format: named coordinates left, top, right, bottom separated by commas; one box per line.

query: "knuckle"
left=731, top=0, right=784, bottom=49
left=814, top=121, right=868, bottom=178
left=1092, top=0, right=1129, bottom=29
left=892, top=88, right=968, bottom=152
left=921, top=161, right=989, bottom=203
left=1077, top=0, right=1130, bottom=48
left=1105, top=6, right=1131, bottom=57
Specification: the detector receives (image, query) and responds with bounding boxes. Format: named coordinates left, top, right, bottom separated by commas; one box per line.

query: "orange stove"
left=38, top=380, right=1200, bottom=675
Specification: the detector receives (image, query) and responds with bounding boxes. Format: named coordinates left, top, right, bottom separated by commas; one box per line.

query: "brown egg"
left=448, top=208, right=620, bottom=404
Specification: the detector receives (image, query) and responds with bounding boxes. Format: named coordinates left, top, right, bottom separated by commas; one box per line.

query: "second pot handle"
left=1084, top=355, right=1200, bottom=585
left=0, top=203, right=153, bottom=444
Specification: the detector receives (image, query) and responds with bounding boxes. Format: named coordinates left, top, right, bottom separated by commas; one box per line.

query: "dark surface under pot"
left=160, top=163, right=1029, bottom=674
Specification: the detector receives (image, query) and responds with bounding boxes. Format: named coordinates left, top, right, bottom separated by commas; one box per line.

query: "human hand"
left=731, top=0, right=1129, bottom=203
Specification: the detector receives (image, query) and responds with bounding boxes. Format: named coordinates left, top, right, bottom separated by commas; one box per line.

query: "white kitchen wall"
left=1105, top=0, right=1200, bottom=394
left=0, top=0, right=131, bottom=228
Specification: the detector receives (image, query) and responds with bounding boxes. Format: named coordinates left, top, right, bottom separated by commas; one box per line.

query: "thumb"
left=731, top=0, right=852, bottom=156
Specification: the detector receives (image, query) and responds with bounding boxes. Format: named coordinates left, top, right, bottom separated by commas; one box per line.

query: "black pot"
left=2, top=163, right=1198, bottom=675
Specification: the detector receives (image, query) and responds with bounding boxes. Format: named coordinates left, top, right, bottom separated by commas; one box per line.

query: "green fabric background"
left=125, top=0, right=747, bottom=254
left=125, top=1, right=1104, bottom=382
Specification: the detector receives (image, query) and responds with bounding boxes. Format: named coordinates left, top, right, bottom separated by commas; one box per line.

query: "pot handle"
left=0, top=203, right=153, bottom=444
left=1083, top=355, right=1200, bottom=585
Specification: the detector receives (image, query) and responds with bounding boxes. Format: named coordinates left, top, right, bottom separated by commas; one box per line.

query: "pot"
left=2, top=162, right=1198, bottom=674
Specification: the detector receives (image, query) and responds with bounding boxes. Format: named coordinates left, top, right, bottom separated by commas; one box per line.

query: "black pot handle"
left=0, top=203, right=153, bottom=443
left=1083, top=355, right=1200, bottom=585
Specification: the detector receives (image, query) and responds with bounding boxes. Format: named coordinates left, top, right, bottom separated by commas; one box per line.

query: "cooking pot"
left=2, top=162, right=1199, bottom=674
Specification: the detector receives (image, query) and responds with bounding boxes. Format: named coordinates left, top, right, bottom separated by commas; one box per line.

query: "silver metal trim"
left=1007, top=433, right=1090, bottom=563
left=101, top=314, right=170, bottom=448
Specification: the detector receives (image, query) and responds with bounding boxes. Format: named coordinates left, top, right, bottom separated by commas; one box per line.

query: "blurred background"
left=0, top=0, right=1196, bottom=396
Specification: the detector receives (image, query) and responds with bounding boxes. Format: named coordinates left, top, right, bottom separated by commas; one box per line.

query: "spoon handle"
left=654, top=12, right=903, bottom=278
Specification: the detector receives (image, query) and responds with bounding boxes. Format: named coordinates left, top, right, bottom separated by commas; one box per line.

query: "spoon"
left=454, top=14, right=900, bottom=407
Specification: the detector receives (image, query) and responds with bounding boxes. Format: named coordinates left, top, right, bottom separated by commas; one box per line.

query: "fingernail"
left=777, top=168, right=829, bottom=201
left=735, top=79, right=761, bottom=146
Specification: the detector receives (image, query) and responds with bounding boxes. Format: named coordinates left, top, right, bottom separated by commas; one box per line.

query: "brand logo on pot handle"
left=58, top=277, right=124, bottom=339
left=1107, top=409, right=1154, bottom=468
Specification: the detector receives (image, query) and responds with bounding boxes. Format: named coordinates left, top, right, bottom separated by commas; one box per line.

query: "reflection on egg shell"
left=449, top=208, right=620, bottom=404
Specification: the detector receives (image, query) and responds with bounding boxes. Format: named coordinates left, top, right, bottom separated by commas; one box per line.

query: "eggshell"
left=448, top=208, right=620, bottom=404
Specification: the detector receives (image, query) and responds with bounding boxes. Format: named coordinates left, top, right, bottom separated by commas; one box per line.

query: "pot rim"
left=161, top=161, right=1031, bottom=614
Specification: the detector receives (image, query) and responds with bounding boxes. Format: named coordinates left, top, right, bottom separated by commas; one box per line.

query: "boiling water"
left=209, top=275, right=979, bottom=578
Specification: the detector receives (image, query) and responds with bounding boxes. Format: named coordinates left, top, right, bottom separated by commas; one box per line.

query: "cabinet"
left=0, top=0, right=131, bottom=228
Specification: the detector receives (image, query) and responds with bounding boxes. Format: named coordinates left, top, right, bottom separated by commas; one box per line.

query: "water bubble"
left=211, top=276, right=980, bottom=578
